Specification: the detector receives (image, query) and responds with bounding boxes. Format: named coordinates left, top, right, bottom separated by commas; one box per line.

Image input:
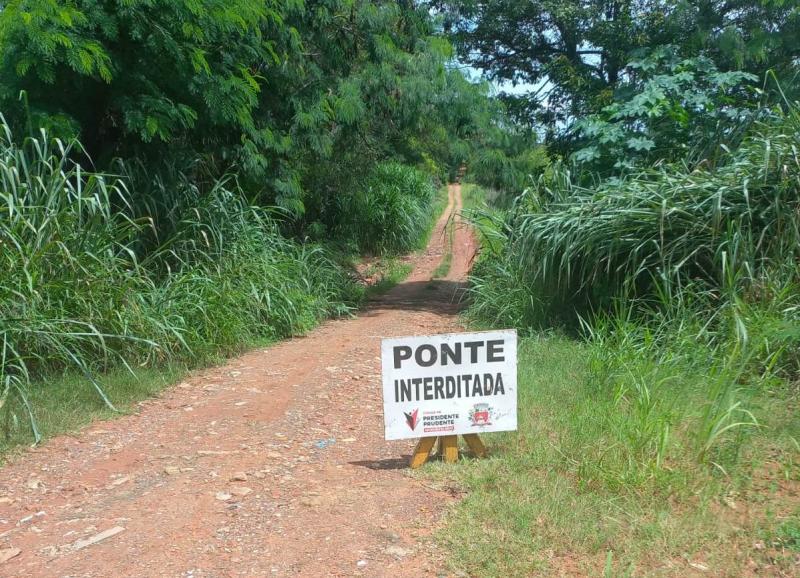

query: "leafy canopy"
left=434, top=0, right=800, bottom=134
left=0, top=0, right=515, bottom=215
left=0, top=0, right=290, bottom=163
left=572, top=47, right=759, bottom=170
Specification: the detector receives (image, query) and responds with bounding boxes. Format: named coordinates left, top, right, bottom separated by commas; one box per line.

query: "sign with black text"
left=381, top=330, right=517, bottom=440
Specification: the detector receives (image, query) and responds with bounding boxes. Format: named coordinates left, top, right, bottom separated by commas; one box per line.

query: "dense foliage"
left=571, top=47, right=759, bottom=170
left=524, top=109, right=797, bottom=316
left=0, top=0, right=522, bottom=217
left=471, top=104, right=800, bottom=336
left=333, top=162, right=437, bottom=254
left=0, top=125, right=361, bottom=440
left=435, top=0, right=800, bottom=133
left=0, top=0, right=283, bottom=163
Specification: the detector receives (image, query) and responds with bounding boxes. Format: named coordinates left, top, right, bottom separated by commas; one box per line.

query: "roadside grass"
left=0, top=249, right=419, bottom=460
left=364, top=258, right=414, bottom=297
left=335, top=163, right=441, bottom=255
left=428, top=177, right=800, bottom=574
left=460, top=183, right=489, bottom=213
left=432, top=113, right=800, bottom=576
left=365, top=184, right=450, bottom=291
left=418, top=83, right=800, bottom=578
left=0, top=123, right=444, bottom=456
left=0, top=364, right=187, bottom=457
left=421, top=335, right=799, bottom=577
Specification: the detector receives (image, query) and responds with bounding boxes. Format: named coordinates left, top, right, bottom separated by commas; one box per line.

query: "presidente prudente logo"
left=404, top=408, right=419, bottom=431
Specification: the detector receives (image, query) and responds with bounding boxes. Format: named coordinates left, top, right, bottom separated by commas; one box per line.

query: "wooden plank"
left=463, top=434, right=487, bottom=458
left=409, top=437, right=437, bottom=469
left=441, top=435, right=459, bottom=463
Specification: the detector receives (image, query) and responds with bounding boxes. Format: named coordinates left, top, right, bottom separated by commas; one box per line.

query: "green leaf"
left=626, top=137, right=656, bottom=151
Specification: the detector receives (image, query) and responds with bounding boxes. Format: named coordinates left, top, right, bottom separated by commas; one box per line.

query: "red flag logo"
left=404, top=408, right=419, bottom=431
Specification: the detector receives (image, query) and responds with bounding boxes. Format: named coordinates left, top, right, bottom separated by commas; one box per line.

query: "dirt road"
left=0, top=184, right=478, bottom=577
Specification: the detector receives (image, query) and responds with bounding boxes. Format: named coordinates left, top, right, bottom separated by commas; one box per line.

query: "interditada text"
left=393, top=373, right=505, bottom=403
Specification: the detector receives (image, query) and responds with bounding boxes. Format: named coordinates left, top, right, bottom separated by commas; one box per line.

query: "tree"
left=648, top=0, right=800, bottom=78
left=571, top=46, right=758, bottom=171
left=433, top=0, right=655, bottom=128
left=0, top=0, right=520, bottom=216
left=433, top=0, right=800, bottom=135
left=0, top=0, right=291, bottom=168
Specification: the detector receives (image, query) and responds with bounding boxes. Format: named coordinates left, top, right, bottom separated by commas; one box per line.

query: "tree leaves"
left=571, top=47, right=759, bottom=171
left=626, top=137, right=655, bottom=152
left=0, top=0, right=279, bottom=160
left=434, top=0, right=800, bottom=135
left=0, top=0, right=510, bottom=220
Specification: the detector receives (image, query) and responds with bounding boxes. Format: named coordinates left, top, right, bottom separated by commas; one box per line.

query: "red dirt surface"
left=0, top=184, right=478, bottom=577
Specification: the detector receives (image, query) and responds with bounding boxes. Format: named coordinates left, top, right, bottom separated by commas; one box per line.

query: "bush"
left=335, top=162, right=437, bottom=254
left=479, top=105, right=800, bottom=326
left=0, top=123, right=360, bottom=441
left=466, top=102, right=800, bottom=465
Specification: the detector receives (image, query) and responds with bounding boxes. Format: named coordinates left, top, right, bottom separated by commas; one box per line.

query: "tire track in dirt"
left=0, top=184, right=475, bottom=578
left=446, top=183, right=477, bottom=283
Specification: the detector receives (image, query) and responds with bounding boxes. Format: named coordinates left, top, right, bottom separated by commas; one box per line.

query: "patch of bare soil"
left=0, top=184, right=476, bottom=577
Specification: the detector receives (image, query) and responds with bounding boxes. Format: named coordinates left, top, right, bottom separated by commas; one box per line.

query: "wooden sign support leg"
left=409, top=434, right=487, bottom=468
left=463, top=433, right=487, bottom=458
left=409, top=436, right=437, bottom=469
left=441, top=435, right=459, bottom=463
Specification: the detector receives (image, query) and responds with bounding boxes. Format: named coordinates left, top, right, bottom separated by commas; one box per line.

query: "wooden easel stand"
left=409, top=434, right=486, bottom=468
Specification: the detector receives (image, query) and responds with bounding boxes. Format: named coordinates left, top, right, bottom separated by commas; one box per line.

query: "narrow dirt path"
left=0, top=184, right=477, bottom=578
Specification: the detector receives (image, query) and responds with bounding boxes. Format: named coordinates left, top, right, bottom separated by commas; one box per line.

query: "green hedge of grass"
left=0, top=123, right=362, bottom=442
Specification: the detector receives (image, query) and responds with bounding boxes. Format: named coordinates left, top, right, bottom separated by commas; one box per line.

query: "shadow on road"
left=349, top=457, right=412, bottom=470
left=365, top=280, right=470, bottom=315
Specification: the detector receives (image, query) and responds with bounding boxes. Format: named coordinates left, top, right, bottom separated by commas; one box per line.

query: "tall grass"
left=426, top=333, right=800, bottom=576
left=506, top=105, right=800, bottom=323
left=335, top=162, right=437, bottom=254
left=0, top=121, right=361, bottom=442
left=445, top=103, right=800, bottom=576
left=466, top=101, right=800, bottom=466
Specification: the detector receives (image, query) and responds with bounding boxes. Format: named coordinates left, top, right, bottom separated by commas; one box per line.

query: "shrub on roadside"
left=0, top=123, right=361, bottom=441
left=334, top=162, right=436, bottom=254
left=466, top=102, right=800, bottom=467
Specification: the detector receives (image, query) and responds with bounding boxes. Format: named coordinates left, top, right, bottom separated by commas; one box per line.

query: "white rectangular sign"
left=381, top=329, right=517, bottom=441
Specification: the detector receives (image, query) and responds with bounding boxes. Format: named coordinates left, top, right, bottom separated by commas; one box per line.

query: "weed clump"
left=335, top=162, right=437, bottom=255
left=0, top=123, right=361, bottom=442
